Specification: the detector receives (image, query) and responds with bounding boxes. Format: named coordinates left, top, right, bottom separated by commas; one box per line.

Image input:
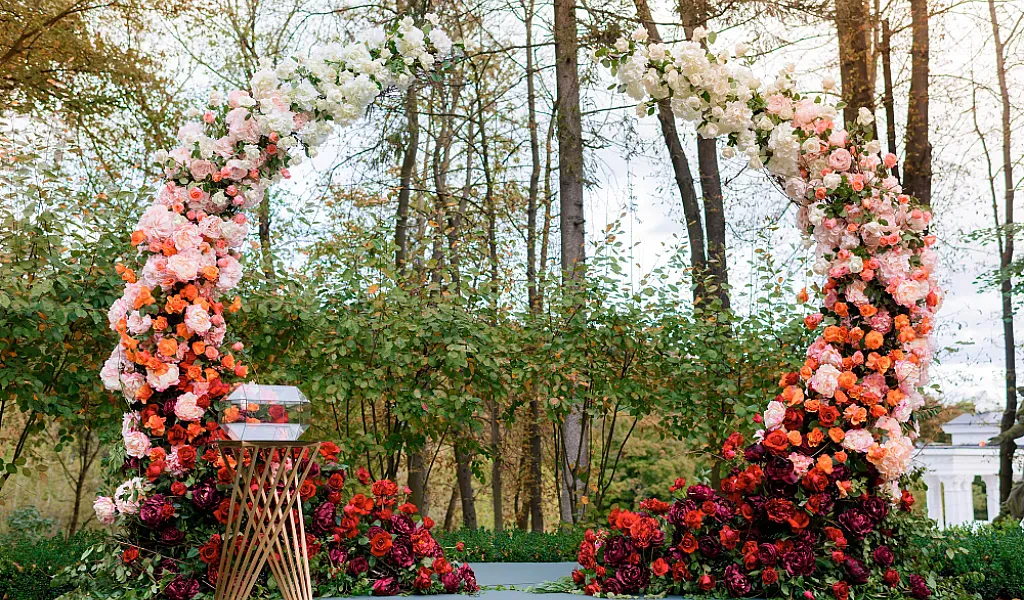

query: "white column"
left=942, top=475, right=974, bottom=527
left=923, top=474, right=945, bottom=528
left=983, top=474, right=1001, bottom=521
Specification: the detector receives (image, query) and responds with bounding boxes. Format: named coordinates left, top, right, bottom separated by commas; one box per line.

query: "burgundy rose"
left=667, top=501, right=688, bottom=527
left=872, top=545, right=895, bottom=567
left=844, top=557, right=870, bottom=585
left=347, top=556, right=369, bottom=576
left=390, top=513, right=415, bottom=536
left=442, top=571, right=462, bottom=593
left=615, top=564, right=649, bottom=593
left=908, top=575, right=931, bottom=599
left=190, top=481, right=220, bottom=511
left=164, top=577, right=199, bottom=600
left=757, top=543, right=779, bottom=567
left=766, top=457, right=796, bottom=482
left=160, top=526, right=185, bottom=545
left=744, top=443, right=767, bottom=463
left=724, top=564, right=752, bottom=598
left=839, top=508, right=874, bottom=540
left=139, top=495, right=168, bottom=528
left=698, top=535, right=722, bottom=558
left=862, top=496, right=889, bottom=523
left=328, top=546, right=348, bottom=566
left=603, top=577, right=624, bottom=595
left=458, top=564, right=479, bottom=593
left=602, top=535, right=634, bottom=566
left=687, top=484, right=715, bottom=502
left=390, top=538, right=415, bottom=568
left=372, top=577, right=399, bottom=596
left=311, top=502, right=336, bottom=535
left=781, top=544, right=816, bottom=577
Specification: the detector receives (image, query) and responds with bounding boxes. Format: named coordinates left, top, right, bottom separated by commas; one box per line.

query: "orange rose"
left=858, top=303, right=878, bottom=317
left=157, top=337, right=178, bottom=357
left=828, top=427, right=846, bottom=443
left=824, top=325, right=846, bottom=344
left=763, top=429, right=790, bottom=454
left=864, top=330, right=884, bottom=349
left=370, top=532, right=393, bottom=557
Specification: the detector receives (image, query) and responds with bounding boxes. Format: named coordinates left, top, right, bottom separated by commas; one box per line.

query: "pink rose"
left=828, top=148, right=853, bottom=172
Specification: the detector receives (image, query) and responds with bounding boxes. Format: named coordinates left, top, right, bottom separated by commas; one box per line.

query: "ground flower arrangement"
left=568, top=25, right=967, bottom=600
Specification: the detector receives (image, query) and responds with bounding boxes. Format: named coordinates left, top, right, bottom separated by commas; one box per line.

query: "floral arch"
left=567, top=27, right=941, bottom=600
left=92, top=17, right=479, bottom=600
left=91, top=12, right=941, bottom=600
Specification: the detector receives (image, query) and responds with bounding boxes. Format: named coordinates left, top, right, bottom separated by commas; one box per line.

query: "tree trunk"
left=880, top=20, right=900, bottom=181
left=443, top=482, right=460, bottom=531
left=455, top=442, right=478, bottom=529
left=395, top=87, right=420, bottom=270
left=408, top=447, right=428, bottom=513
left=834, top=0, right=875, bottom=124
left=525, top=0, right=542, bottom=312
left=902, top=0, right=931, bottom=204
left=697, top=138, right=729, bottom=310
left=67, top=431, right=96, bottom=536
left=554, top=0, right=589, bottom=525
left=635, top=0, right=708, bottom=303
left=988, top=0, right=1017, bottom=504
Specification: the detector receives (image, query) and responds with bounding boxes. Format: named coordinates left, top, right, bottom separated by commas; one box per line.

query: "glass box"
left=221, top=383, right=310, bottom=441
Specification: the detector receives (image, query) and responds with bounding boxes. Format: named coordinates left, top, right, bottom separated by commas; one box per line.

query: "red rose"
left=901, top=489, right=915, bottom=511
left=671, top=561, right=691, bottom=582
left=328, top=491, right=342, bottom=504
left=177, top=445, right=197, bottom=469
left=372, top=479, right=398, bottom=501
left=802, top=469, right=830, bottom=493
left=357, top=467, right=371, bottom=485
left=267, top=404, right=288, bottom=423
left=166, top=424, right=187, bottom=445
left=697, top=574, right=715, bottom=592
left=651, top=558, right=669, bottom=577
left=788, top=510, right=810, bottom=530
left=577, top=541, right=597, bottom=570
left=831, top=550, right=846, bottom=563
left=423, top=516, right=435, bottom=529
left=679, top=533, right=698, bottom=554
left=584, top=582, right=601, bottom=596
left=370, top=532, right=393, bottom=557
left=199, top=538, right=221, bottom=564
left=399, top=502, right=419, bottom=514
left=122, top=547, right=139, bottom=564
left=327, top=472, right=345, bottom=491
left=683, top=510, right=704, bottom=530
left=832, top=581, right=850, bottom=600
left=299, top=480, right=317, bottom=501
left=719, top=526, right=740, bottom=550
left=170, top=482, right=187, bottom=496
left=572, top=570, right=586, bottom=584
left=884, top=569, right=901, bottom=587
left=433, top=557, right=452, bottom=575
left=146, top=460, right=165, bottom=482
left=761, top=567, right=778, bottom=586
left=764, top=499, right=796, bottom=523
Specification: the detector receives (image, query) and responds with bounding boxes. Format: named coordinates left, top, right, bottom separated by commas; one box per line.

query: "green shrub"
left=0, top=530, right=104, bottom=600
left=434, top=528, right=584, bottom=563
left=935, top=522, right=1024, bottom=599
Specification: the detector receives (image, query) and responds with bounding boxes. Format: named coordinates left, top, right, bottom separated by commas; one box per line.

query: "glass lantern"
left=221, top=383, right=310, bottom=441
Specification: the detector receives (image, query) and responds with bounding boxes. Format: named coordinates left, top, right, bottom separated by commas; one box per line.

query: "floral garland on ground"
left=90, top=17, right=476, bottom=599
left=571, top=28, right=941, bottom=599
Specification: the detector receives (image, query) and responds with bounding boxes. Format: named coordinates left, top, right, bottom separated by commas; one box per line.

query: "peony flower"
left=764, top=400, right=786, bottom=430
left=184, top=304, right=212, bottom=335
left=842, top=428, right=874, bottom=453
left=174, top=392, right=205, bottom=422
left=93, top=496, right=117, bottom=525
left=810, top=364, right=841, bottom=398
left=146, top=363, right=179, bottom=393
left=123, top=430, right=152, bottom=459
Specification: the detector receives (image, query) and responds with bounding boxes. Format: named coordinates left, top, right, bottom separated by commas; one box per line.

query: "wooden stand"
left=215, top=441, right=321, bottom=600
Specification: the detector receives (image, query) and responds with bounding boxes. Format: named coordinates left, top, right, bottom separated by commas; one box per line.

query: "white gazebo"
left=915, top=411, right=1023, bottom=528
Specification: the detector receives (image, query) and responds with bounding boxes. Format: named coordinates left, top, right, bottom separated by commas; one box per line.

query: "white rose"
left=857, top=106, right=875, bottom=126
left=764, top=400, right=787, bottom=431
left=174, top=392, right=206, bottom=422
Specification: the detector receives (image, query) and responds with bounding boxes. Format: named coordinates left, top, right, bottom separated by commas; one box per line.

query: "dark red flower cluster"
left=573, top=473, right=932, bottom=599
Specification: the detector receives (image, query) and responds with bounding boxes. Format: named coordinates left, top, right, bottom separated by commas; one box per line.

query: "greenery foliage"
left=0, top=529, right=104, bottom=600
left=436, top=528, right=587, bottom=563
left=933, top=522, right=1024, bottom=599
